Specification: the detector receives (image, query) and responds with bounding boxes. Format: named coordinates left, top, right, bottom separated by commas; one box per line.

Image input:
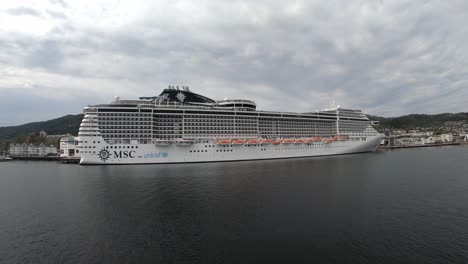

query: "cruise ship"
left=78, top=86, right=383, bottom=165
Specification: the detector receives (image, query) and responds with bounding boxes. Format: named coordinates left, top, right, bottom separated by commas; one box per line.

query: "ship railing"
left=215, top=99, right=256, bottom=105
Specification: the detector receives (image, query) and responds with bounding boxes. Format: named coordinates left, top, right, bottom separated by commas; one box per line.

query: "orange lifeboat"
left=294, top=139, right=305, bottom=144
left=261, top=139, right=273, bottom=145
left=232, top=139, right=246, bottom=145
left=216, top=139, right=232, bottom=145
left=273, top=140, right=281, bottom=145
left=246, top=139, right=259, bottom=145
left=338, top=136, right=348, bottom=141
left=304, top=138, right=314, bottom=143
left=323, top=138, right=335, bottom=143
left=312, top=137, right=322, bottom=142
left=282, top=139, right=294, bottom=144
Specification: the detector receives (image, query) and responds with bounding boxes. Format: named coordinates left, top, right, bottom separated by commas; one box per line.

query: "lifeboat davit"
left=282, top=139, right=293, bottom=144
left=261, top=139, right=273, bottom=145
left=216, top=139, right=232, bottom=145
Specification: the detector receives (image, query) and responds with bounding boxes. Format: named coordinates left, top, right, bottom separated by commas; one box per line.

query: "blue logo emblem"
left=143, top=152, right=169, bottom=159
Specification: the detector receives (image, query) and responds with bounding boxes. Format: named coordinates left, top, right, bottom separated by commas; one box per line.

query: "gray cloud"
left=46, top=10, right=67, bottom=20
left=0, top=0, right=467, bottom=126
left=49, top=0, right=68, bottom=8
left=5, top=7, right=41, bottom=17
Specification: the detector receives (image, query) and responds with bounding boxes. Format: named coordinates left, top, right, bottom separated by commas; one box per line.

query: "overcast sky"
left=1, top=0, right=467, bottom=126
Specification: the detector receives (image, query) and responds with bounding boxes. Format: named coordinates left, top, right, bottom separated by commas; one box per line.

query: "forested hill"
left=0, top=114, right=84, bottom=141
left=368, top=112, right=468, bottom=129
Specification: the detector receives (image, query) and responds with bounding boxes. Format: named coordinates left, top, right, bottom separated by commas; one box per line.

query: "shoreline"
left=8, top=156, right=81, bottom=164
left=380, top=142, right=463, bottom=150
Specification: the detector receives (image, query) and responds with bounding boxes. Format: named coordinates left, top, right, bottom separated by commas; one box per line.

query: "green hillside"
left=0, top=114, right=84, bottom=141
left=368, top=112, right=468, bottom=130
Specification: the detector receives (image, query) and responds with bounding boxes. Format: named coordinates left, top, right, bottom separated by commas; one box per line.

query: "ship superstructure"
left=78, top=86, right=382, bottom=164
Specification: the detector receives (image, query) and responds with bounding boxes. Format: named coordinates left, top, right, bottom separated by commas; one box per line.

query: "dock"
left=60, top=157, right=80, bottom=164
left=11, top=156, right=60, bottom=161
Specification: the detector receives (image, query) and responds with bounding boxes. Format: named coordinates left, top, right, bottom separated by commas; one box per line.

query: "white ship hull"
left=79, top=135, right=382, bottom=165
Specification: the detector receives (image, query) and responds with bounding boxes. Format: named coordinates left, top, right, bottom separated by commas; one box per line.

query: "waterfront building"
left=46, top=145, right=58, bottom=156
left=28, top=143, right=38, bottom=156
left=9, top=144, right=19, bottom=156
left=9, top=143, right=58, bottom=157
left=440, top=134, right=453, bottom=142
left=395, top=137, right=414, bottom=146
left=413, top=137, right=425, bottom=145
left=424, top=137, right=435, bottom=144
left=9, top=143, right=27, bottom=156
left=19, top=143, right=28, bottom=156
left=77, top=87, right=383, bottom=164
left=60, top=136, right=81, bottom=158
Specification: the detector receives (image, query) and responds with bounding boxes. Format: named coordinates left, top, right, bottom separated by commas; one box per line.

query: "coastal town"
left=1, top=126, right=467, bottom=163
left=0, top=131, right=80, bottom=162
left=379, top=119, right=468, bottom=148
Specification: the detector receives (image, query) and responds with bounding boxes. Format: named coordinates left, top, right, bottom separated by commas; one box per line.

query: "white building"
left=28, top=143, right=39, bottom=156
left=396, top=137, right=414, bottom=145
left=9, top=143, right=28, bottom=156
left=60, top=136, right=80, bottom=158
left=9, top=143, right=58, bottom=157
left=18, top=143, right=28, bottom=156
left=440, top=134, right=453, bottom=142
left=413, top=137, right=425, bottom=145
left=424, top=137, right=435, bottom=144
left=46, top=145, right=57, bottom=156
left=9, top=143, right=21, bottom=156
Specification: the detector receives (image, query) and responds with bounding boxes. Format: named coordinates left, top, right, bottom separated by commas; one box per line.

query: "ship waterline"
left=78, top=87, right=383, bottom=165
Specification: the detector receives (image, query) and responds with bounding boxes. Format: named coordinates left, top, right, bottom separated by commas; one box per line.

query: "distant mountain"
left=368, top=112, right=468, bottom=129
left=0, top=114, right=84, bottom=141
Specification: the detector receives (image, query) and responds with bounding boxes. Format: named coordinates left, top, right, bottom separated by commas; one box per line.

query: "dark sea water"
left=1, top=146, right=468, bottom=264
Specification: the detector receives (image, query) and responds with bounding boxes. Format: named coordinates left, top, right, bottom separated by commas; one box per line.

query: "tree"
left=15, top=135, right=26, bottom=143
